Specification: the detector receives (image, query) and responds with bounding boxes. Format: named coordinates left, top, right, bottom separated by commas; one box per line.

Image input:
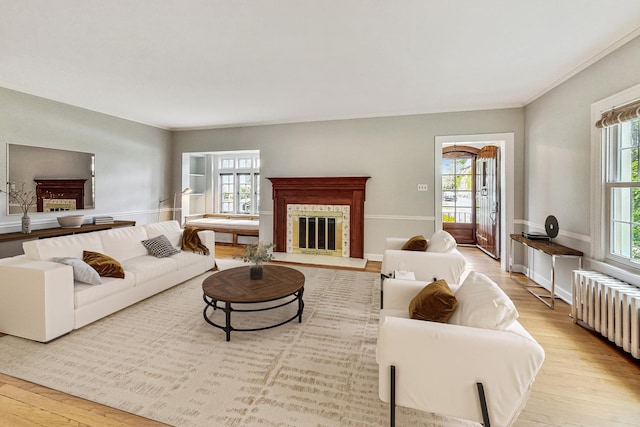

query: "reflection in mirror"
left=7, top=144, right=95, bottom=215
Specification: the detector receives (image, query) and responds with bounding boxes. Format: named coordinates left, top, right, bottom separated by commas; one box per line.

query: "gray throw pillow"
left=53, top=257, right=102, bottom=285
left=142, top=234, right=180, bottom=258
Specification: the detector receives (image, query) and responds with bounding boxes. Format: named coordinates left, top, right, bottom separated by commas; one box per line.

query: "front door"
left=442, top=147, right=477, bottom=245
left=475, top=146, right=500, bottom=258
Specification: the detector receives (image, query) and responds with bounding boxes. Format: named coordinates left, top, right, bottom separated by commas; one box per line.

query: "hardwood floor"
left=0, top=246, right=638, bottom=426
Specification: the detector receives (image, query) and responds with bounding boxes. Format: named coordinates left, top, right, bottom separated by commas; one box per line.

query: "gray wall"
left=523, top=35, right=640, bottom=298
left=174, top=108, right=525, bottom=257
left=0, top=87, right=173, bottom=239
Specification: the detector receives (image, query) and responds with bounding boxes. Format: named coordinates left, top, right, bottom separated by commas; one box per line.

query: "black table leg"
left=224, top=302, right=232, bottom=341
left=297, top=288, right=305, bottom=323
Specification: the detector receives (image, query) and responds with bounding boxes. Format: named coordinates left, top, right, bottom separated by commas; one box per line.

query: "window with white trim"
left=605, top=118, right=640, bottom=265
left=215, top=153, right=260, bottom=215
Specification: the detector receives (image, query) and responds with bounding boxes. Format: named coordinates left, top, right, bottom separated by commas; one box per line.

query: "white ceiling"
left=2, top=0, right=640, bottom=130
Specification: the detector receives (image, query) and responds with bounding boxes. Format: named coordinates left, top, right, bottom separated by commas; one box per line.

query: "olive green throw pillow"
left=401, top=235, right=428, bottom=251
left=83, top=250, right=126, bottom=279
left=408, top=279, right=458, bottom=323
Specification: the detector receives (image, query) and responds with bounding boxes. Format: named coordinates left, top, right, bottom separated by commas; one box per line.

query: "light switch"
left=417, top=184, right=428, bottom=192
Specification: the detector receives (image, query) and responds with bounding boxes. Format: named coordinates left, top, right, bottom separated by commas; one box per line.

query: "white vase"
left=21, top=214, right=31, bottom=234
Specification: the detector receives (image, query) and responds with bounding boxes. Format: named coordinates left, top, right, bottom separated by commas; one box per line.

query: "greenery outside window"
left=606, top=118, right=640, bottom=265
left=442, top=156, right=473, bottom=223
left=216, top=153, right=260, bottom=215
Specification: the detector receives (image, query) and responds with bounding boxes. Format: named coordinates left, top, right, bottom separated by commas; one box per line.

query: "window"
left=605, top=118, right=640, bottom=265
left=441, top=155, right=474, bottom=223
left=215, top=153, right=260, bottom=215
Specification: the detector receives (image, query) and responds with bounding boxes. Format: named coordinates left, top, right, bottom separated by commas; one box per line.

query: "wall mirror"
left=7, top=144, right=95, bottom=215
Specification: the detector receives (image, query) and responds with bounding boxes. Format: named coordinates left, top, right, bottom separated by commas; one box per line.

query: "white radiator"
left=572, top=270, right=640, bottom=359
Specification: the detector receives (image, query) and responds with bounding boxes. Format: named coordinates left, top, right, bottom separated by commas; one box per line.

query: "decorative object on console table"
left=234, top=241, right=275, bottom=280
left=57, top=214, right=84, bottom=228
left=92, top=216, right=114, bottom=225
left=521, top=232, right=550, bottom=241
left=545, top=214, right=559, bottom=240
left=0, top=182, right=37, bottom=234
left=21, top=214, right=31, bottom=234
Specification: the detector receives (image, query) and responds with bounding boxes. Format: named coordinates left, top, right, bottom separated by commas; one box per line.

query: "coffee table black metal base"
left=201, top=265, right=305, bottom=341
left=202, top=290, right=304, bottom=341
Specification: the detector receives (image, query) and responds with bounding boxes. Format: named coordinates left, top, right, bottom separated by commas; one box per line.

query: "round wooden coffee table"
left=202, top=265, right=305, bottom=341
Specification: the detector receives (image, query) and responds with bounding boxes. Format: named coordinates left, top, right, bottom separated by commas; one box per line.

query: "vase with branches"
left=234, top=241, right=275, bottom=280
left=0, top=182, right=37, bottom=234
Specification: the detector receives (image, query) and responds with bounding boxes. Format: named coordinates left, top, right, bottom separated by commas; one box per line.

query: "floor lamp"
left=158, top=187, right=192, bottom=222
left=173, top=187, right=192, bottom=222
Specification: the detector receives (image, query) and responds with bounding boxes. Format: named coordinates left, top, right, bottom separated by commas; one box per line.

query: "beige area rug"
left=0, top=266, right=478, bottom=427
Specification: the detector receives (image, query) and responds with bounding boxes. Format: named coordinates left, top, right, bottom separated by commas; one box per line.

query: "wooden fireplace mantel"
left=35, top=179, right=87, bottom=212
left=268, top=176, right=370, bottom=259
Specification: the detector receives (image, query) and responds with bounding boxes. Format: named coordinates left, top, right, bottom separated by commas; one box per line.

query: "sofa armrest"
left=381, top=248, right=467, bottom=283
left=385, top=237, right=409, bottom=250
left=378, top=316, right=545, bottom=426
left=0, top=257, right=75, bottom=342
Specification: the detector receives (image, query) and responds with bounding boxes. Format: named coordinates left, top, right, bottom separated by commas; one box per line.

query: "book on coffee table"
left=394, top=271, right=416, bottom=280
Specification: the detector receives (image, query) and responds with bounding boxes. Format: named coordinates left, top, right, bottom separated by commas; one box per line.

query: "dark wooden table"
left=202, top=265, right=305, bottom=341
left=0, top=220, right=136, bottom=243
left=509, top=234, right=583, bottom=309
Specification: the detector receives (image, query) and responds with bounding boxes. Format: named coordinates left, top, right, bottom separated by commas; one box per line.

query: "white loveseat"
left=0, top=221, right=215, bottom=343
left=378, top=272, right=545, bottom=427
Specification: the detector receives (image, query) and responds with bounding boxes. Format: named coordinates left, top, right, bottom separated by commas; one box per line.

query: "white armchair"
left=377, top=275, right=545, bottom=427
left=381, top=234, right=467, bottom=283
left=381, top=232, right=467, bottom=308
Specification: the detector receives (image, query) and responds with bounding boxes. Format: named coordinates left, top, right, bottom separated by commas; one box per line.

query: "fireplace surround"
left=268, top=177, right=370, bottom=259
left=35, top=179, right=87, bottom=212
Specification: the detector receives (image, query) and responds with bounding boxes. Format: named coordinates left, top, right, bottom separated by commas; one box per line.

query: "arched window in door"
left=442, top=146, right=478, bottom=244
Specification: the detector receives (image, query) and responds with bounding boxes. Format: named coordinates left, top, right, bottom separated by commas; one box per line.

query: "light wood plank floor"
left=0, top=246, right=638, bottom=426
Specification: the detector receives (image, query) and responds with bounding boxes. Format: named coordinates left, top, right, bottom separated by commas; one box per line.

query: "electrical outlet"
left=417, top=184, right=428, bottom=192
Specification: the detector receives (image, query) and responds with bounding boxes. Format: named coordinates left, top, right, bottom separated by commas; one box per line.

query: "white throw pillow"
left=52, top=257, right=102, bottom=285
left=426, top=230, right=457, bottom=253
left=448, top=271, right=519, bottom=330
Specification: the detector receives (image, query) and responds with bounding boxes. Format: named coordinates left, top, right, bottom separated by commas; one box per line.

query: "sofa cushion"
left=99, top=226, right=149, bottom=262
left=83, top=251, right=126, bottom=279
left=74, top=275, right=136, bottom=308
left=401, top=235, right=428, bottom=251
left=142, top=234, right=180, bottom=258
left=426, top=230, right=457, bottom=253
left=23, top=232, right=104, bottom=261
left=121, top=255, right=178, bottom=284
left=145, top=221, right=182, bottom=248
left=53, top=257, right=102, bottom=285
left=170, top=251, right=209, bottom=270
left=408, top=279, right=457, bottom=323
left=448, top=271, right=519, bottom=330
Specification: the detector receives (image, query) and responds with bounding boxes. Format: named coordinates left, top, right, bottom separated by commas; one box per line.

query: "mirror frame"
left=7, top=143, right=95, bottom=215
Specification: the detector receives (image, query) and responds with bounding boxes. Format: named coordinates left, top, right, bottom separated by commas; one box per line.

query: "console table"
left=509, top=234, right=583, bottom=309
left=0, top=221, right=136, bottom=258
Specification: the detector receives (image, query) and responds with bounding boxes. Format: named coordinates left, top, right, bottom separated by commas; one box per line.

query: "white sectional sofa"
left=0, top=221, right=215, bottom=343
